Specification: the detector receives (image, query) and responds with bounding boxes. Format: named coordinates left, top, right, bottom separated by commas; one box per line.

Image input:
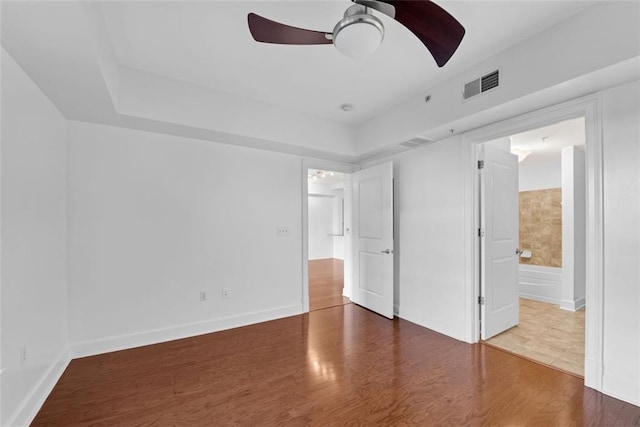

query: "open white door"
left=352, top=162, right=394, bottom=319
left=481, top=146, right=519, bottom=339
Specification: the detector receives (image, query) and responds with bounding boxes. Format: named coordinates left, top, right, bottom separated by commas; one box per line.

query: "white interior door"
left=352, top=162, right=394, bottom=319
left=481, top=146, right=519, bottom=339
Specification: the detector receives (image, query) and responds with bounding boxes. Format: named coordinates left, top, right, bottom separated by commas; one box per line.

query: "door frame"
left=301, top=158, right=359, bottom=313
left=462, top=94, right=603, bottom=391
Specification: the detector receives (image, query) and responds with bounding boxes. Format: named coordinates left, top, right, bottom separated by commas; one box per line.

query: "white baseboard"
left=6, top=349, right=71, bottom=427
left=603, top=373, right=640, bottom=407
left=584, top=356, right=603, bottom=391
left=395, top=304, right=467, bottom=343
left=70, top=304, right=302, bottom=358
left=519, top=293, right=560, bottom=305
left=560, top=296, right=586, bottom=311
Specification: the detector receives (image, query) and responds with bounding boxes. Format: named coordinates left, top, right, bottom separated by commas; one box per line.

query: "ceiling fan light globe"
left=333, top=14, right=384, bottom=59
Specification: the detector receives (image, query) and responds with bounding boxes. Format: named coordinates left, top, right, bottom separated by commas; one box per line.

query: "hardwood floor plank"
left=33, top=304, right=639, bottom=425
left=617, top=401, right=640, bottom=426
left=308, top=258, right=349, bottom=311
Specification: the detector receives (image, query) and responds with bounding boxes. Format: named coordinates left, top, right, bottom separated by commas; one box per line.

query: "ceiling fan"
left=247, top=0, right=465, bottom=66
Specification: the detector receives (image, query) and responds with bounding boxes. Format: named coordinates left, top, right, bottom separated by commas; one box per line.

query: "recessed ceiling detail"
left=98, top=1, right=596, bottom=126
left=3, top=0, right=624, bottom=164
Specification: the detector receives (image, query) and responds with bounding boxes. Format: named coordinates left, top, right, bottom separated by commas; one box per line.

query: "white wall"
left=519, top=153, right=562, bottom=191
left=601, top=80, right=640, bottom=405
left=341, top=176, right=353, bottom=297
left=308, top=194, right=334, bottom=260
left=1, top=49, right=69, bottom=425
left=332, top=189, right=345, bottom=260
left=483, top=137, right=511, bottom=152
left=369, top=137, right=468, bottom=341
left=67, top=121, right=304, bottom=356
left=308, top=182, right=345, bottom=261
left=561, top=146, right=586, bottom=311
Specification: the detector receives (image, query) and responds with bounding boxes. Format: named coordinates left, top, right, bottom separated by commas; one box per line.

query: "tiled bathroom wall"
left=519, top=188, right=562, bottom=267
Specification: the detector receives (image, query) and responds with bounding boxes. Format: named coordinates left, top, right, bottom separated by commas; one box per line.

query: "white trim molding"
left=462, top=93, right=604, bottom=393
left=5, top=349, right=71, bottom=427
left=603, top=374, right=640, bottom=407
left=560, top=297, right=586, bottom=312
left=582, top=95, right=604, bottom=393
left=70, top=304, right=302, bottom=359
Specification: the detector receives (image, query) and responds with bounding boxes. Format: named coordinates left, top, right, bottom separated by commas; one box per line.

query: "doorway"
left=479, top=117, right=587, bottom=377
left=307, top=169, right=350, bottom=311
left=301, top=160, right=395, bottom=319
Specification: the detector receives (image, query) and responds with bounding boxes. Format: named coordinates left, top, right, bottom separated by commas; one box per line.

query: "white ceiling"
left=99, top=1, right=597, bottom=125
left=5, top=0, right=631, bottom=163
left=511, top=117, right=585, bottom=151
left=308, top=169, right=345, bottom=187
left=510, top=117, right=585, bottom=165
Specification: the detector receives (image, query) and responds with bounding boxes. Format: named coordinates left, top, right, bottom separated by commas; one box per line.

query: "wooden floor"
left=34, top=304, right=640, bottom=425
left=486, top=298, right=585, bottom=376
left=308, top=258, right=350, bottom=312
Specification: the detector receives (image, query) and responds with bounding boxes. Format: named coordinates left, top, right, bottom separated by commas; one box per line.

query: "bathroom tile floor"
left=485, top=298, right=585, bottom=377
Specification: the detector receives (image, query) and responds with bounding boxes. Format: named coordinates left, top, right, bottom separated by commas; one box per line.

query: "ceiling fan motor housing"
left=332, top=5, right=385, bottom=59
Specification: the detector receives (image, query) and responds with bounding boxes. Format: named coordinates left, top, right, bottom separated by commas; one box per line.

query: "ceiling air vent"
left=463, top=70, right=500, bottom=100
left=399, top=137, right=434, bottom=148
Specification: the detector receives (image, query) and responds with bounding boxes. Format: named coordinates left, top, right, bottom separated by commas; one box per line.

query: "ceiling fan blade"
left=362, top=0, right=465, bottom=67
left=248, top=13, right=333, bottom=45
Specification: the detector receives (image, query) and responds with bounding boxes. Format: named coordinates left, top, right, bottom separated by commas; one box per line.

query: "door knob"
left=516, top=248, right=523, bottom=255
left=381, top=249, right=392, bottom=254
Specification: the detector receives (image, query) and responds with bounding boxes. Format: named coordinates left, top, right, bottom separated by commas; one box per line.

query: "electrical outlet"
left=276, top=226, right=289, bottom=237
left=221, top=288, right=230, bottom=299
left=200, top=291, right=207, bottom=302
left=19, top=345, right=27, bottom=367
